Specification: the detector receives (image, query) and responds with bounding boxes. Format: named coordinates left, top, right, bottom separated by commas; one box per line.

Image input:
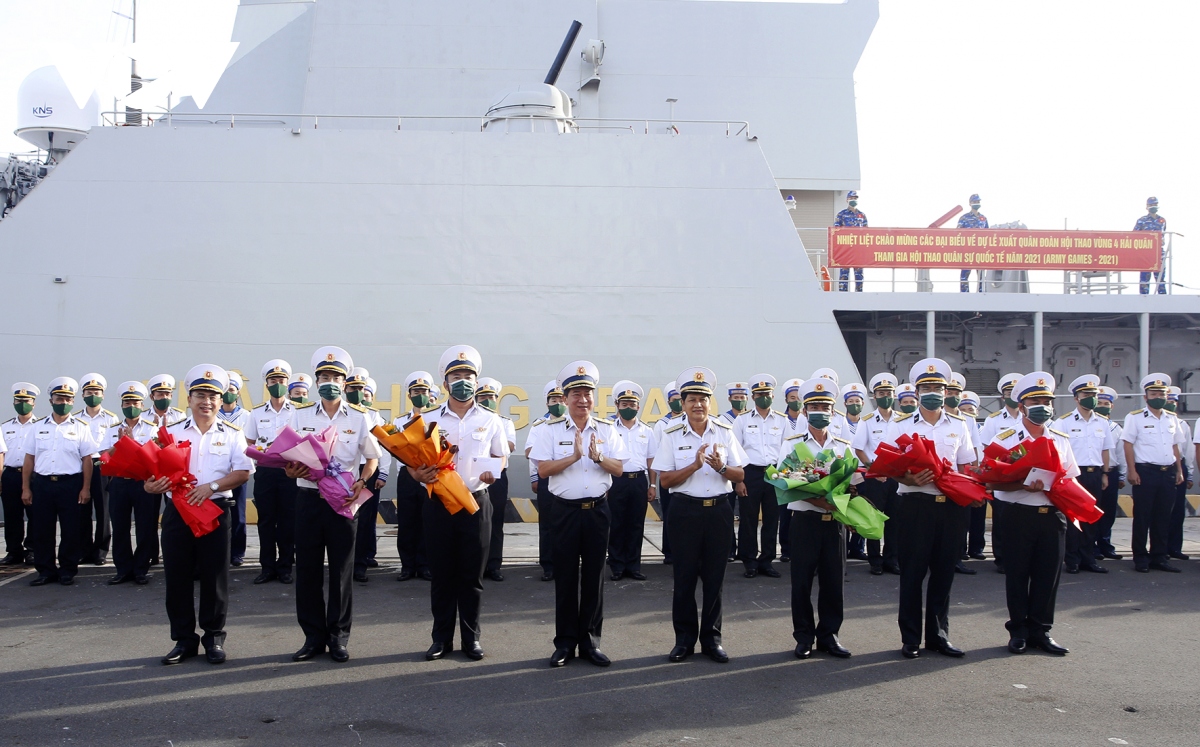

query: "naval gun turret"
left=484, top=20, right=582, bottom=133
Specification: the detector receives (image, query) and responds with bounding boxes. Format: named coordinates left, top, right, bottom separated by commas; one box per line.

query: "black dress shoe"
left=92, top=555, right=107, bottom=566
left=1169, top=552, right=1190, bottom=561
left=847, top=550, right=869, bottom=561
left=1149, top=561, right=1181, bottom=573
left=293, top=643, right=325, bottom=661
left=1134, top=564, right=1150, bottom=573
left=869, top=564, right=883, bottom=576
left=353, top=569, right=368, bottom=583
left=329, top=644, right=349, bottom=663
left=968, top=552, right=987, bottom=561
left=24, top=550, right=36, bottom=565
left=817, top=638, right=851, bottom=658
left=759, top=564, right=781, bottom=578
left=419, top=568, right=434, bottom=581
left=107, top=573, right=132, bottom=585
left=701, top=645, right=729, bottom=663
left=668, top=645, right=693, bottom=662
left=1081, top=562, right=1109, bottom=574
left=626, top=570, right=647, bottom=581
left=463, top=641, right=484, bottom=661
left=253, top=571, right=279, bottom=584
left=278, top=572, right=293, bottom=584
left=780, top=555, right=791, bottom=563
left=927, top=641, right=965, bottom=658
left=0, top=553, right=19, bottom=565
left=1008, top=637, right=1027, bottom=654
left=795, top=644, right=812, bottom=659
left=1030, top=637, right=1069, bottom=655
left=162, top=643, right=198, bottom=665
left=205, top=645, right=227, bottom=664
left=955, top=562, right=977, bottom=575
left=365, top=558, right=379, bottom=568
left=425, top=642, right=452, bottom=661
left=29, top=574, right=58, bottom=587
left=901, top=644, right=921, bottom=659
left=581, top=648, right=611, bottom=667
left=230, top=557, right=244, bottom=567
left=135, top=575, right=149, bottom=585
left=610, top=570, right=623, bottom=581
left=485, top=569, right=504, bottom=582
left=883, top=563, right=901, bottom=575
left=1100, top=550, right=1123, bottom=560
left=549, top=648, right=575, bottom=667
left=1063, top=563, right=1080, bottom=574
left=743, top=568, right=758, bottom=579
left=541, top=570, right=554, bottom=582
left=396, top=569, right=415, bottom=582
left=58, top=575, right=74, bottom=586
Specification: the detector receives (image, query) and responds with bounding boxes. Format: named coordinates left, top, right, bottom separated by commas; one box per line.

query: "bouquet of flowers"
left=973, top=437, right=1104, bottom=525
left=766, top=440, right=887, bottom=540
left=866, top=433, right=990, bottom=507
left=103, top=427, right=222, bottom=537
left=372, top=416, right=478, bottom=515
left=245, top=425, right=372, bottom=519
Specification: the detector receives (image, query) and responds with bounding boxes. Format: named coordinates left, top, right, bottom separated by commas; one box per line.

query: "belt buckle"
left=821, top=514, right=832, bottom=521
left=702, top=498, right=716, bottom=507
left=935, top=495, right=946, bottom=503
left=1038, top=507, right=1049, bottom=514
left=580, top=501, right=594, bottom=510
left=49, top=475, right=59, bottom=482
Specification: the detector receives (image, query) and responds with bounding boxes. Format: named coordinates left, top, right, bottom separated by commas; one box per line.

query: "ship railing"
left=98, top=111, right=751, bottom=137
left=798, top=230, right=1187, bottom=295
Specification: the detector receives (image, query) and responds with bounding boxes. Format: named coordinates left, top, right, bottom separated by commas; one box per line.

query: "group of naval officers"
left=1, top=345, right=1194, bottom=668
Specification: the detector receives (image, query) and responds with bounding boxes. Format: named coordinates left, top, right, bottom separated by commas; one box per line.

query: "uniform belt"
left=744, top=464, right=768, bottom=473
left=678, top=493, right=729, bottom=507
left=791, top=508, right=835, bottom=521
left=618, top=471, right=646, bottom=479
left=34, top=473, right=81, bottom=482
left=1080, top=466, right=1102, bottom=473
left=3, top=465, right=21, bottom=472
left=907, top=491, right=949, bottom=503
left=1135, top=463, right=1173, bottom=471
left=553, top=494, right=607, bottom=509
left=1006, top=502, right=1056, bottom=514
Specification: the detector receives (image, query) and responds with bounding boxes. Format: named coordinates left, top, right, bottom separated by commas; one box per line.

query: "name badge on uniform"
left=678, top=445, right=692, bottom=450
left=558, top=441, right=573, bottom=446
left=746, top=424, right=758, bottom=430
left=302, top=427, right=316, bottom=432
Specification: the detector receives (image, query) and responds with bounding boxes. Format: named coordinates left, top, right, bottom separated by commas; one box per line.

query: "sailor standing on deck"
left=721, top=382, right=749, bottom=426
left=732, top=374, right=786, bottom=579
left=1, top=383, right=40, bottom=566
left=288, top=373, right=312, bottom=405
left=345, top=367, right=385, bottom=583
left=777, top=377, right=805, bottom=563
left=607, top=380, right=656, bottom=582
left=394, top=371, right=437, bottom=582
left=835, top=191, right=868, bottom=292
left=246, top=359, right=298, bottom=585
left=413, top=345, right=507, bottom=662
left=147, top=374, right=188, bottom=428
left=23, top=377, right=103, bottom=587
left=475, top=377, right=515, bottom=582
left=1122, top=373, right=1187, bottom=573
left=1053, top=375, right=1112, bottom=575
left=883, top=358, right=976, bottom=660
left=529, top=361, right=628, bottom=668
left=784, top=378, right=853, bottom=660
left=105, top=382, right=159, bottom=586
left=979, top=372, right=1024, bottom=573
left=145, top=365, right=253, bottom=665
left=1092, top=386, right=1126, bottom=561
left=985, top=372, right=1077, bottom=656
left=218, top=373, right=252, bottom=567
left=527, top=380, right=565, bottom=582
left=75, top=373, right=119, bottom=567
left=852, top=373, right=900, bottom=576
left=654, top=367, right=748, bottom=664
left=957, top=194, right=989, bottom=293
left=651, top=381, right=685, bottom=566
left=958, top=390, right=988, bottom=562
left=286, top=347, right=380, bottom=663
left=1165, top=387, right=1193, bottom=562
left=1134, top=196, right=1167, bottom=295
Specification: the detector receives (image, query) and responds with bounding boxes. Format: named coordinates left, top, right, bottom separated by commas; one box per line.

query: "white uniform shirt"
left=1121, top=408, right=1186, bottom=466
left=164, top=418, right=255, bottom=499
left=245, top=400, right=298, bottom=448
left=652, top=416, right=749, bottom=498
left=830, top=411, right=849, bottom=439
left=528, top=414, right=629, bottom=500
left=2, top=416, right=39, bottom=466
left=978, top=408, right=1020, bottom=447
left=75, top=408, right=120, bottom=451
left=651, top=413, right=685, bottom=445
left=850, top=409, right=893, bottom=463
left=732, top=408, right=788, bottom=467
left=423, top=402, right=509, bottom=494
left=500, top=416, right=516, bottom=451
left=990, top=424, right=1080, bottom=506
left=1179, top=417, right=1196, bottom=476
left=614, top=417, right=657, bottom=473
left=23, top=416, right=103, bottom=475
left=525, top=416, right=547, bottom=484
left=289, top=402, right=382, bottom=490
left=779, top=429, right=852, bottom=513
left=884, top=410, right=976, bottom=495
left=1107, top=417, right=1126, bottom=480
left=1052, top=409, right=1114, bottom=467
left=104, top=417, right=158, bottom=449
left=217, top=405, right=252, bottom=431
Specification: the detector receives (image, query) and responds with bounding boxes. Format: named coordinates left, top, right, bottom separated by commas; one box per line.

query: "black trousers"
left=395, top=470, right=429, bottom=574
left=162, top=498, right=231, bottom=647
left=29, top=473, right=84, bottom=578
left=79, top=464, right=110, bottom=562
left=859, top=477, right=898, bottom=567
left=424, top=489, right=491, bottom=644
left=354, top=466, right=382, bottom=574
left=551, top=494, right=610, bottom=651
left=668, top=493, right=734, bottom=649
left=108, top=477, right=158, bottom=578
left=1094, top=467, right=1122, bottom=555
left=1, top=466, right=31, bottom=555
left=996, top=502, right=1065, bottom=641
left=536, top=477, right=555, bottom=572
left=1169, top=463, right=1190, bottom=555
left=295, top=487, right=358, bottom=647
left=778, top=503, right=792, bottom=558
left=967, top=504, right=987, bottom=556
left=990, top=500, right=1007, bottom=566
left=608, top=472, right=648, bottom=575
left=1131, top=464, right=1176, bottom=565
left=1065, top=469, right=1104, bottom=566
left=229, top=483, right=247, bottom=561
left=253, top=466, right=297, bottom=575
left=738, top=465, right=779, bottom=568
left=789, top=510, right=846, bottom=646
left=659, top=486, right=673, bottom=562
left=895, top=492, right=968, bottom=647
left=486, top=468, right=509, bottom=572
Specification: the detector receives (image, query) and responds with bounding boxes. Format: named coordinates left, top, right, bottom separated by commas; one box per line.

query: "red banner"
left=828, top=228, right=1161, bottom=271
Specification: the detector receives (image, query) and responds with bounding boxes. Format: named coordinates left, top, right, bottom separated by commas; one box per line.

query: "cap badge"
left=128, top=385, right=136, bottom=392
left=326, top=353, right=335, bottom=361
left=927, top=365, right=936, bottom=373
left=577, top=366, right=586, bottom=376
left=694, top=372, right=705, bottom=382
left=204, top=371, right=213, bottom=379
left=815, top=383, right=824, bottom=391
left=458, top=352, right=467, bottom=360
left=1037, top=378, right=1046, bottom=386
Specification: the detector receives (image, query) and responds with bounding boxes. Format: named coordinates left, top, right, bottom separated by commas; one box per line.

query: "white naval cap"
left=429, top=384, right=442, bottom=400
left=364, top=377, right=378, bottom=395
left=544, top=380, right=564, bottom=399
left=439, top=345, right=482, bottom=379
left=1013, top=371, right=1055, bottom=401
left=80, top=373, right=107, bottom=391
left=148, top=374, right=177, bottom=394
left=558, top=360, right=599, bottom=392
left=262, top=359, right=292, bottom=380
left=48, top=377, right=79, bottom=397
left=312, top=346, right=353, bottom=377
left=842, top=382, right=866, bottom=401
left=897, top=383, right=917, bottom=400
left=997, top=372, right=1022, bottom=393
left=947, top=372, right=966, bottom=391
left=226, top=372, right=243, bottom=391
left=1141, top=373, right=1171, bottom=391
left=406, top=371, right=435, bottom=390
left=118, top=381, right=149, bottom=400
left=1068, top=374, right=1101, bottom=394
left=811, top=367, right=839, bottom=384
left=800, top=377, right=839, bottom=404
left=346, top=366, right=370, bottom=386
left=288, top=373, right=312, bottom=391
left=476, top=377, right=502, bottom=396
left=676, top=367, right=716, bottom=397
left=726, top=381, right=749, bottom=396
left=869, top=372, right=899, bottom=392
left=664, top=381, right=680, bottom=399
left=1167, top=385, right=1181, bottom=400
left=960, top=390, right=980, bottom=408
left=782, top=378, right=803, bottom=396
left=184, top=364, right=230, bottom=394
left=1098, top=386, right=1117, bottom=402
left=909, top=358, right=951, bottom=387
left=612, top=380, right=644, bottom=402
left=12, top=382, right=40, bottom=399
left=749, top=374, right=777, bottom=394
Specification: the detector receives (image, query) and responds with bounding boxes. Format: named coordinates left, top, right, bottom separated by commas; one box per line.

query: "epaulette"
left=295, top=401, right=317, bottom=409
left=347, top=403, right=368, bottom=413
left=1131, top=409, right=1144, bottom=415
left=219, top=420, right=242, bottom=431
left=997, top=428, right=1016, bottom=440
left=1097, top=413, right=1110, bottom=420
left=835, top=408, right=846, bottom=416
left=773, top=409, right=787, bottom=418
left=501, top=415, right=513, bottom=422
left=590, top=415, right=609, bottom=426
left=833, top=436, right=851, bottom=445
left=547, top=416, right=566, bottom=425
left=1047, top=427, right=1067, bottom=438
left=784, top=432, right=804, bottom=441
left=710, top=416, right=732, bottom=430
left=946, top=411, right=965, bottom=421
left=987, top=410, right=1005, bottom=418
left=103, top=409, right=118, bottom=419
left=531, top=417, right=546, bottom=427
left=893, top=412, right=914, bottom=422
left=665, top=423, right=685, bottom=434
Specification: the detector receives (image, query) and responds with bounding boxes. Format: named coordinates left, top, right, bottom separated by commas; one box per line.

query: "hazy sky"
left=1, top=0, right=1195, bottom=291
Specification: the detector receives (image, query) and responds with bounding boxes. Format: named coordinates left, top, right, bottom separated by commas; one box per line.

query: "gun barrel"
left=544, top=20, right=583, bottom=85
